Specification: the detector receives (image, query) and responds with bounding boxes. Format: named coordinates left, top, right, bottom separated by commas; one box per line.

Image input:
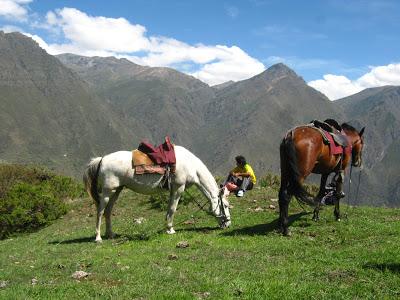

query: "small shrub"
left=0, top=163, right=85, bottom=239
left=0, top=182, right=67, bottom=239
left=259, top=173, right=281, bottom=190
left=47, top=175, right=85, bottom=200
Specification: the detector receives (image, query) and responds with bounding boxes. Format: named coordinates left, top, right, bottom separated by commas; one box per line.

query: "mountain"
left=57, top=53, right=216, bottom=148
left=2, top=31, right=398, bottom=206
left=196, top=63, right=343, bottom=173
left=335, top=86, right=400, bottom=206
left=0, top=31, right=134, bottom=175
left=212, top=80, right=235, bottom=90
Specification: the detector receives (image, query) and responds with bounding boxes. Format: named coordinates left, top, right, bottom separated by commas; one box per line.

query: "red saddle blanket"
left=137, top=136, right=176, bottom=167
left=323, top=130, right=351, bottom=156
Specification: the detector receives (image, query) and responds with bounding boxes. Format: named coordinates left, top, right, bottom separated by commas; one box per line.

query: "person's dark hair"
left=235, top=155, right=247, bottom=165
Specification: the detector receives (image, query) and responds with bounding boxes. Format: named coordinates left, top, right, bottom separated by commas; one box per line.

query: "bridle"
left=187, top=188, right=230, bottom=222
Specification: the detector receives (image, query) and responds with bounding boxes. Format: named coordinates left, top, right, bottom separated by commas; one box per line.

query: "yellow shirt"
left=231, top=163, right=256, bottom=184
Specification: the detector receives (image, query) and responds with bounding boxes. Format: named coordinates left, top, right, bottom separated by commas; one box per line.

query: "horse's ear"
left=359, top=127, right=365, bottom=137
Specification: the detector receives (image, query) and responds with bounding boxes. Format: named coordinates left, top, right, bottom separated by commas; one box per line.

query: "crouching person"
left=222, top=155, right=256, bottom=197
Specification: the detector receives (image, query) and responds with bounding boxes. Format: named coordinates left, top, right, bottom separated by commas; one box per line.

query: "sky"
left=1, top=0, right=400, bottom=100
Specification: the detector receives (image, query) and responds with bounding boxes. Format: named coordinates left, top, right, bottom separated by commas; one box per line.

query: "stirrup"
left=336, top=191, right=345, bottom=199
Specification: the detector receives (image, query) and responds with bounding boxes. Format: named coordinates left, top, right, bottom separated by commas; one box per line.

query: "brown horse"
left=278, top=122, right=365, bottom=235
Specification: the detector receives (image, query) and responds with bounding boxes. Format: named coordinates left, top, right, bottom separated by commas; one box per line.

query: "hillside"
left=0, top=31, right=135, bottom=176
left=57, top=53, right=216, bottom=148
left=196, top=63, right=343, bottom=173
left=1, top=186, right=399, bottom=298
left=335, top=86, right=400, bottom=206
left=1, top=32, right=398, bottom=206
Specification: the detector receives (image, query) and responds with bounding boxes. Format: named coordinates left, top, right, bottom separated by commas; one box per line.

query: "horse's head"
left=342, top=123, right=365, bottom=167
left=213, top=187, right=231, bottom=228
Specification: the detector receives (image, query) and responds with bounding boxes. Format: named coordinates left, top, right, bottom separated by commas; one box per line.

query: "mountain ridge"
left=1, top=31, right=399, bottom=206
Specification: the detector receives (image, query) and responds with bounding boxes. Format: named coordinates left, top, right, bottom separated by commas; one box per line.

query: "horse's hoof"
left=106, top=232, right=115, bottom=239
left=312, top=217, right=319, bottom=222
left=337, top=218, right=341, bottom=222
left=95, top=238, right=103, bottom=243
left=166, top=228, right=176, bottom=234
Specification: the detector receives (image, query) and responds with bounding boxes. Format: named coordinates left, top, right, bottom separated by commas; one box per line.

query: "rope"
left=354, top=168, right=362, bottom=205
left=145, top=188, right=211, bottom=236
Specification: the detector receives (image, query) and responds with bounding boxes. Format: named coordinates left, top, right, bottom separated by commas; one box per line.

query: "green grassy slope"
left=1, top=185, right=399, bottom=299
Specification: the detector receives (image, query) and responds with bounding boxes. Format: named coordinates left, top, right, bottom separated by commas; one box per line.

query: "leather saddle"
left=132, top=149, right=166, bottom=175
left=311, top=119, right=348, bottom=147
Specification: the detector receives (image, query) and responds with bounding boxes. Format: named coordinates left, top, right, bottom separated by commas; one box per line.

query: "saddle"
left=309, top=120, right=351, bottom=156
left=132, top=136, right=176, bottom=175
left=132, top=149, right=166, bottom=175
left=311, top=119, right=348, bottom=147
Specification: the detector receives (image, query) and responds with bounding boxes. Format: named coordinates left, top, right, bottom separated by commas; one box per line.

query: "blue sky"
left=1, top=0, right=400, bottom=99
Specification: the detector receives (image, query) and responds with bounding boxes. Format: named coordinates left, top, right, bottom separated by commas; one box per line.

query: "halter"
left=186, top=188, right=230, bottom=221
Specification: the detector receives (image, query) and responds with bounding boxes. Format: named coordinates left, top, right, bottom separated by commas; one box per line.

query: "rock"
left=176, top=241, right=189, bottom=248
left=0, top=281, right=9, bottom=288
left=194, top=291, right=211, bottom=299
left=134, top=217, right=145, bottom=224
left=168, top=254, right=178, bottom=260
left=71, top=271, right=91, bottom=280
left=183, top=219, right=195, bottom=225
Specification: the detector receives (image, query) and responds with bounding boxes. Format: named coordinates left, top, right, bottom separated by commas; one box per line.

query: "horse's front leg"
left=334, top=199, right=341, bottom=221
left=313, top=174, right=328, bottom=221
left=335, top=170, right=346, bottom=199
left=334, top=170, right=345, bottom=221
left=166, top=184, right=185, bottom=234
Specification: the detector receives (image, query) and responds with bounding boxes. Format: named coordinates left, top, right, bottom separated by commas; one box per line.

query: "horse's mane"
left=341, top=123, right=357, bottom=132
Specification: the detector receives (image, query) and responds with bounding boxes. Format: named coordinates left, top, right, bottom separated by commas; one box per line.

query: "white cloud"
left=225, top=5, right=239, bottom=18
left=308, top=63, right=400, bottom=100
left=0, top=24, right=23, bottom=32
left=31, top=7, right=264, bottom=85
left=45, top=8, right=150, bottom=53
left=191, top=46, right=265, bottom=85
left=0, top=0, right=32, bottom=21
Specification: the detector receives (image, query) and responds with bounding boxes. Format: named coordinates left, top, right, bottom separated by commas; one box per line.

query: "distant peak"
left=252, top=63, right=302, bottom=83
left=266, top=63, right=297, bottom=75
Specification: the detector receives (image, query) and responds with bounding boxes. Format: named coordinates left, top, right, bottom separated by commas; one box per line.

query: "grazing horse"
left=83, top=145, right=231, bottom=242
left=278, top=123, right=365, bottom=235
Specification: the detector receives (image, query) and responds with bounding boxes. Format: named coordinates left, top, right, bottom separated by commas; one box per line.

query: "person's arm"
left=231, top=167, right=251, bottom=177
left=233, top=171, right=251, bottom=177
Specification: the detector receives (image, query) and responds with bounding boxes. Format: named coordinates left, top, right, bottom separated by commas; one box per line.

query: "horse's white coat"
left=83, top=146, right=231, bottom=242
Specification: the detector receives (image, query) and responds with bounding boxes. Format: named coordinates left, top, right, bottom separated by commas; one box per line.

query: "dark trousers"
left=223, top=175, right=254, bottom=191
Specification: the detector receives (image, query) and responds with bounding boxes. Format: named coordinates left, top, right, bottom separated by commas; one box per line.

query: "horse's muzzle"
left=219, top=217, right=231, bottom=229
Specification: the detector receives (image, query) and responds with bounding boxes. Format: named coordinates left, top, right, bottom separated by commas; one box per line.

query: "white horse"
left=83, top=145, right=231, bottom=242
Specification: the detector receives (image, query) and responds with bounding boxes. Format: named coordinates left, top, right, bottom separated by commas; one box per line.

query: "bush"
left=259, top=173, right=281, bottom=190
left=0, top=163, right=85, bottom=239
left=0, top=182, right=67, bottom=239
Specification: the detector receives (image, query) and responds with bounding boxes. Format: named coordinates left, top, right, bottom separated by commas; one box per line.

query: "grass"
left=1, top=185, right=400, bottom=299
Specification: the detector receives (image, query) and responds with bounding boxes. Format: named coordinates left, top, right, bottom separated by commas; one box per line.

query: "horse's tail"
left=83, top=157, right=103, bottom=206
left=280, top=136, right=314, bottom=206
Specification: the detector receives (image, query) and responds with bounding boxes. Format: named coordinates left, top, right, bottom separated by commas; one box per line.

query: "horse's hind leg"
left=95, top=188, right=116, bottom=242
left=104, top=187, right=123, bottom=239
left=166, top=184, right=185, bottom=234
left=313, top=174, right=328, bottom=221
left=278, top=186, right=291, bottom=236
left=334, top=200, right=341, bottom=221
